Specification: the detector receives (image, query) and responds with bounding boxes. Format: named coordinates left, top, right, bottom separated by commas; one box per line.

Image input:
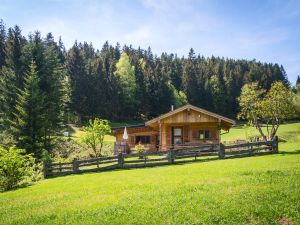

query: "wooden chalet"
left=112, top=104, right=235, bottom=153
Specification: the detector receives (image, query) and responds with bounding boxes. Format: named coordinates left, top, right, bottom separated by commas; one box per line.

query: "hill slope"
left=1, top=123, right=300, bottom=225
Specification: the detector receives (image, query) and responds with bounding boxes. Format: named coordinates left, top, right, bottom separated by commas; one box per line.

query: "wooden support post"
left=43, top=161, right=48, bottom=178
left=249, top=143, right=253, bottom=156
left=159, top=121, right=162, bottom=150
left=118, top=153, right=124, bottom=168
left=273, top=136, right=279, bottom=154
left=168, top=150, right=174, bottom=164
left=59, top=162, right=62, bottom=172
left=218, top=143, right=225, bottom=159
left=72, top=159, right=79, bottom=173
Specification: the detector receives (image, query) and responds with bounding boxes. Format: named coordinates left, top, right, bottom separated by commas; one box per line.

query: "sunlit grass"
left=1, top=122, right=299, bottom=225
left=68, top=124, right=115, bottom=144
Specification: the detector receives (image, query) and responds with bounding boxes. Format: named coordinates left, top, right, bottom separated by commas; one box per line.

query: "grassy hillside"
left=1, top=123, right=300, bottom=225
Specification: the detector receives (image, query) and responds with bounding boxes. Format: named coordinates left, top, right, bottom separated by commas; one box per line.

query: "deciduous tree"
left=238, top=81, right=295, bottom=140
left=80, top=118, right=111, bottom=157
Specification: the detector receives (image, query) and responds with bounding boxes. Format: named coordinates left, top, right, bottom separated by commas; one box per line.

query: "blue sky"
left=1, top=0, right=300, bottom=84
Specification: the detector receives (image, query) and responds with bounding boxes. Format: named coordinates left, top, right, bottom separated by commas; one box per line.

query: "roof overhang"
left=145, top=104, right=235, bottom=126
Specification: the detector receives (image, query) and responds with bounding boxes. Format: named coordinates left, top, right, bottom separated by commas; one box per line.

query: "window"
left=135, top=136, right=151, bottom=144
left=173, top=128, right=182, bottom=136
left=199, top=130, right=210, bottom=140
left=173, top=128, right=183, bottom=145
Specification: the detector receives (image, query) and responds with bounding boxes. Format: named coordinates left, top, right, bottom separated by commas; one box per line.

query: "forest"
left=0, top=20, right=297, bottom=160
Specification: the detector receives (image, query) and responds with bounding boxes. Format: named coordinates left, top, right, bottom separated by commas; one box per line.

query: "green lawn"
left=1, top=122, right=300, bottom=225
left=68, top=124, right=116, bottom=144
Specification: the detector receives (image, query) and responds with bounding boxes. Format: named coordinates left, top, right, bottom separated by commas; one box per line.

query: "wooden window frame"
left=199, top=130, right=210, bottom=140
left=135, top=136, right=151, bottom=144
left=172, top=127, right=183, bottom=145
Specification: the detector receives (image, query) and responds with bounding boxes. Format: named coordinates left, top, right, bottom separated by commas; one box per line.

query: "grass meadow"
left=0, top=122, right=299, bottom=225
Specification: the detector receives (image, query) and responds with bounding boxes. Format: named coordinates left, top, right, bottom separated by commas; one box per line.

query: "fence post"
left=249, top=142, right=253, bottom=156
left=218, top=143, right=225, bottom=159
left=43, top=161, right=48, bottom=178
left=168, top=150, right=175, bottom=164
left=118, top=153, right=124, bottom=168
left=72, top=159, right=79, bottom=173
left=273, top=136, right=279, bottom=154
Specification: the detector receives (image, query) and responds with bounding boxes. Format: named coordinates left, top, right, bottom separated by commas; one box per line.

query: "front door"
left=172, top=127, right=183, bottom=146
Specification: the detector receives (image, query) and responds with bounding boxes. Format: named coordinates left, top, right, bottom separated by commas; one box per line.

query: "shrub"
left=99, top=143, right=114, bottom=156
left=51, top=137, right=85, bottom=161
left=0, top=131, right=16, bottom=148
left=0, top=146, right=36, bottom=191
left=134, top=144, right=145, bottom=154
left=80, top=118, right=111, bottom=157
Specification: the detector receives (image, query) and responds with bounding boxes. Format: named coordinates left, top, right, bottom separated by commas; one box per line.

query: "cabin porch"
left=113, top=122, right=221, bottom=153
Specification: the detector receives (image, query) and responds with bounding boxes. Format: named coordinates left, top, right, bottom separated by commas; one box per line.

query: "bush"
left=134, top=144, right=145, bottom=154
left=0, top=131, right=16, bottom=148
left=0, top=146, right=37, bottom=191
left=98, top=143, right=114, bottom=157
left=51, top=137, right=85, bottom=161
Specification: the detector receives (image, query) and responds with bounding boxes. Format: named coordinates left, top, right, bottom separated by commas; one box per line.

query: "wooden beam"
left=159, top=121, right=162, bottom=150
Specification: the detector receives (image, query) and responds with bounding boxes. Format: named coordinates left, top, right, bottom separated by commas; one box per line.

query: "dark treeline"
left=0, top=21, right=290, bottom=158
left=65, top=42, right=288, bottom=119
left=66, top=41, right=289, bottom=120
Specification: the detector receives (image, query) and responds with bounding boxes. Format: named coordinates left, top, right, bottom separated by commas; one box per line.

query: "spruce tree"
left=182, top=48, right=199, bottom=105
left=0, top=19, right=6, bottom=69
left=0, top=68, right=17, bottom=130
left=0, top=26, right=26, bottom=130
left=12, top=62, right=46, bottom=158
left=5, top=26, right=26, bottom=89
left=23, top=32, right=68, bottom=149
left=65, top=42, right=87, bottom=121
left=209, top=75, right=226, bottom=115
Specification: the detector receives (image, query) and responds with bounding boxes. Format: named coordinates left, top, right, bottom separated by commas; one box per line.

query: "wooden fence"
left=44, top=136, right=278, bottom=178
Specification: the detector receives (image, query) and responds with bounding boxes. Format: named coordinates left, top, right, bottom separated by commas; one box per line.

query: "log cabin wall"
left=114, top=106, right=234, bottom=152
left=158, top=123, right=220, bottom=150
left=158, top=109, right=221, bottom=150
left=161, top=108, right=219, bottom=124
left=114, top=127, right=159, bottom=151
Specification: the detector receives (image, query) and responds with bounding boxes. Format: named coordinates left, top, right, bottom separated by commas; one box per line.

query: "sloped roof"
left=111, top=124, right=146, bottom=131
left=145, top=104, right=235, bottom=126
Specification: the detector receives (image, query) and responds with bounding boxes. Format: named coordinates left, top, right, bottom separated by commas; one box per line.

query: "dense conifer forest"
left=0, top=20, right=292, bottom=157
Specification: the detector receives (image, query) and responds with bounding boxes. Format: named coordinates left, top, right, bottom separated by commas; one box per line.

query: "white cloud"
left=124, top=27, right=152, bottom=45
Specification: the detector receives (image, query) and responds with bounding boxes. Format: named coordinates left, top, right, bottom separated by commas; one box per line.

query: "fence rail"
left=44, top=136, right=278, bottom=178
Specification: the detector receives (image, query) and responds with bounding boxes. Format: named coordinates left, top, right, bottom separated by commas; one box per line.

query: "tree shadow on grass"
left=1, top=182, right=34, bottom=193
left=278, top=150, right=300, bottom=155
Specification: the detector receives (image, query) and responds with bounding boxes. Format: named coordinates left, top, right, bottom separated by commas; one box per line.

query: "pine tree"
left=0, top=68, right=17, bottom=130
left=0, top=26, right=26, bottom=129
left=182, top=48, right=199, bottom=105
left=65, top=42, right=87, bottom=120
left=22, top=32, right=68, bottom=150
left=0, top=19, right=6, bottom=69
left=296, top=75, right=300, bottom=87
left=43, top=43, right=68, bottom=143
left=209, top=75, right=226, bottom=115
left=12, top=62, right=46, bottom=158
left=5, top=26, right=26, bottom=89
